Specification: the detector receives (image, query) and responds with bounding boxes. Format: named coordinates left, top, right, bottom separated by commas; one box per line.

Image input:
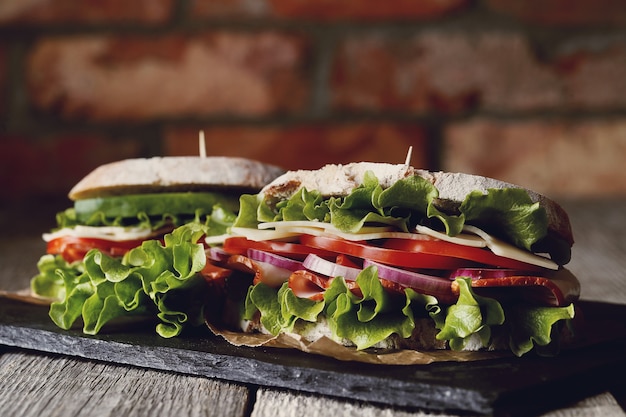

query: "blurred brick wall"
left=1, top=0, right=626, bottom=204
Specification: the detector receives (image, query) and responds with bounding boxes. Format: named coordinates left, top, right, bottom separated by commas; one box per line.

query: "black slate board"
left=1, top=298, right=625, bottom=416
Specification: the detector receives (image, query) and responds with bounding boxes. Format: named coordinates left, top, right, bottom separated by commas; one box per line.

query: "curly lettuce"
left=242, top=269, right=574, bottom=355
left=33, top=224, right=211, bottom=338
left=234, top=171, right=549, bottom=253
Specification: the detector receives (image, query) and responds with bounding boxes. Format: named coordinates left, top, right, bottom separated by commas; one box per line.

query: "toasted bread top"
left=69, top=156, right=286, bottom=200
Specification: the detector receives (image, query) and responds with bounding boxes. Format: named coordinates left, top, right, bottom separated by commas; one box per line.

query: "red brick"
left=0, top=0, right=174, bottom=26
left=331, top=32, right=626, bottom=114
left=0, top=134, right=143, bottom=200
left=443, top=118, right=626, bottom=198
left=26, top=32, right=311, bottom=121
left=556, top=45, right=626, bottom=109
left=487, top=0, right=626, bottom=27
left=163, top=123, right=429, bottom=171
left=190, top=0, right=469, bottom=21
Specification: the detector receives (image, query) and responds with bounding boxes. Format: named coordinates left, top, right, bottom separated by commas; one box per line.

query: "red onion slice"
left=246, top=248, right=304, bottom=272
left=208, top=246, right=231, bottom=263
left=362, top=259, right=453, bottom=300
left=303, top=254, right=362, bottom=281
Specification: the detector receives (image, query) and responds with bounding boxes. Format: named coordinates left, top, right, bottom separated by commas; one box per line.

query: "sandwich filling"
left=43, top=191, right=240, bottom=263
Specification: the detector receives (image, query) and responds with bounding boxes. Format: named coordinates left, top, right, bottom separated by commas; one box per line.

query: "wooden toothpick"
left=199, top=130, right=207, bottom=158
left=404, top=146, right=413, bottom=166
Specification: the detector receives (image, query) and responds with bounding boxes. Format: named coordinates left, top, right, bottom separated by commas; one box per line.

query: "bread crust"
left=260, top=162, right=573, bottom=247
left=69, top=157, right=286, bottom=200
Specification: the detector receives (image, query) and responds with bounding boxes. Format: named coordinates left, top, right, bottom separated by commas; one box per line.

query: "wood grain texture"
left=0, top=351, right=251, bottom=417
left=251, top=389, right=626, bottom=417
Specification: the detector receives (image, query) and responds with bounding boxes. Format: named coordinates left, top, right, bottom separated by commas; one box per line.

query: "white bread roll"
left=69, top=156, right=286, bottom=200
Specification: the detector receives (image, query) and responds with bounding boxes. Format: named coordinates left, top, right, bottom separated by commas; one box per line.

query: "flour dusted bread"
left=70, top=157, right=286, bottom=200
left=260, top=162, right=574, bottom=250
left=260, top=162, right=421, bottom=201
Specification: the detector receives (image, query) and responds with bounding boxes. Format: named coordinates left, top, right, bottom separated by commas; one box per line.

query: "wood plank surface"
left=0, top=349, right=252, bottom=417
left=250, top=389, right=625, bottom=417
left=1, top=199, right=625, bottom=417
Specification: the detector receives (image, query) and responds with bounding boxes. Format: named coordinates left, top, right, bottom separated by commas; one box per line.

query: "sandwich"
left=40, top=156, right=285, bottom=264
left=206, top=162, right=580, bottom=358
left=30, top=156, right=285, bottom=337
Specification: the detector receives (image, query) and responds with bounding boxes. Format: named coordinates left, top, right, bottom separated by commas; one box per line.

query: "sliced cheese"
left=258, top=220, right=326, bottom=230
left=229, top=227, right=300, bottom=242
left=258, top=220, right=394, bottom=235
left=43, top=225, right=163, bottom=242
left=462, top=225, right=558, bottom=270
left=260, top=220, right=414, bottom=241
left=271, top=225, right=431, bottom=242
left=204, top=234, right=232, bottom=245
left=414, top=225, right=486, bottom=248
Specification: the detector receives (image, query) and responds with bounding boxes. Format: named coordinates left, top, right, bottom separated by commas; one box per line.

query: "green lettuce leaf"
left=233, top=194, right=264, bottom=228
left=57, top=206, right=181, bottom=230
left=322, top=267, right=437, bottom=350
left=74, top=192, right=239, bottom=223
left=322, top=268, right=446, bottom=349
left=435, top=278, right=505, bottom=351
left=243, top=282, right=324, bottom=335
left=56, top=190, right=240, bottom=238
left=505, top=303, right=575, bottom=357
left=39, top=223, right=211, bottom=338
left=460, top=188, right=548, bottom=251
left=31, top=254, right=83, bottom=300
left=48, top=266, right=96, bottom=330
left=205, top=205, right=238, bottom=237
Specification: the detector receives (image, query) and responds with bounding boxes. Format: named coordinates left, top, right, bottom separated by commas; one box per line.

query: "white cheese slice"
left=43, top=225, right=163, bottom=242
left=260, top=220, right=408, bottom=241
left=413, top=225, right=487, bottom=248
left=258, top=220, right=326, bottom=230
left=204, top=234, right=231, bottom=245
left=271, top=225, right=430, bottom=242
left=259, top=220, right=394, bottom=235
left=229, top=227, right=300, bottom=242
left=462, top=225, right=558, bottom=270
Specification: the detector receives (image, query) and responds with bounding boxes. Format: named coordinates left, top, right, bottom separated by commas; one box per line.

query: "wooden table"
left=1, top=199, right=625, bottom=417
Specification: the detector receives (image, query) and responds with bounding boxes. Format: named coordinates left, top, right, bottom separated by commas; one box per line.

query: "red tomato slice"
left=335, top=254, right=363, bottom=269
left=222, top=236, right=337, bottom=260
left=382, top=238, right=543, bottom=271
left=47, top=236, right=147, bottom=263
left=299, top=235, right=468, bottom=270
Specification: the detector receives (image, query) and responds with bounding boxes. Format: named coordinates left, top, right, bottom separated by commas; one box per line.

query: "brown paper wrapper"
left=205, top=321, right=511, bottom=365
left=0, top=288, right=55, bottom=306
